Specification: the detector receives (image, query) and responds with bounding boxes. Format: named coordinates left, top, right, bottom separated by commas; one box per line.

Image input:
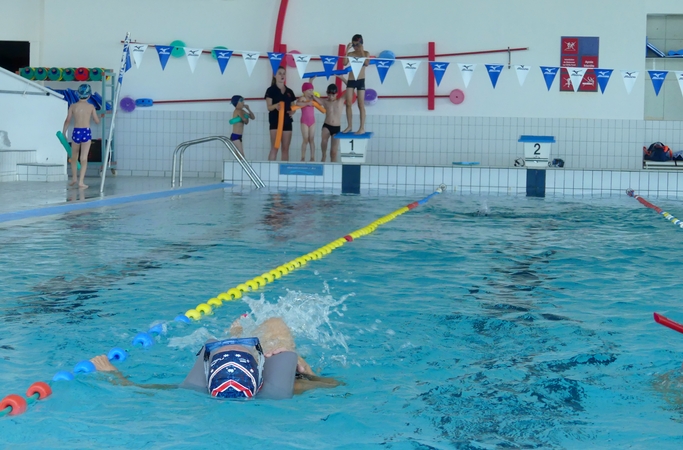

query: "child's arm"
left=63, top=106, right=73, bottom=135
left=243, top=104, right=255, bottom=120
left=91, top=105, right=100, bottom=125
left=335, top=75, right=348, bottom=86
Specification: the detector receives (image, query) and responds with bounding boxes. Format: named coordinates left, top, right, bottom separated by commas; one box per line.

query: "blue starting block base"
left=336, top=132, right=373, bottom=164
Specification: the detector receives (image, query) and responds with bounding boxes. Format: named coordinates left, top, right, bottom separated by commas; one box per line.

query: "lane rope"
left=626, top=189, right=683, bottom=230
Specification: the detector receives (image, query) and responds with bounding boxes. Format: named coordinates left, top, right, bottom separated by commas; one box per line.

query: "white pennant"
left=675, top=71, right=683, bottom=97
left=130, top=44, right=148, bottom=69
left=242, top=51, right=260, bottom=77
left=621, top=70, right=639, bottom=94
left=349, top=57, right=367, bottom=80
left=515, top=65, right=530, bottom=86
left=294, top=54, right=312, bottom=79
left=568, top=67, right=587, bottom=92
left=400, top=60, right=420, bottom=86
left=185, top=48, right=203, bottom=73
left=458, top=63, right=476, bottom=88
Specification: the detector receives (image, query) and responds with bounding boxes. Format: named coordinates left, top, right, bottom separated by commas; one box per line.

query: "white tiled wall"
left=115, top=111, right=683, bottom=177
left=223, top=161, right=683, bottom=198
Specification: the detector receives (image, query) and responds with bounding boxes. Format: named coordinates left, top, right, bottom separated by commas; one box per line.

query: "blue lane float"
left=132, top=332, right=154, bottom=347
left=107, top=347, right=128, bottom=361
left=174, top=314, right=191, bottom=323
left=148, top=323, right=165, bottom=335
left=52, top=371, right=74, bottom=382
left=73, top=361, right=96, bottom=374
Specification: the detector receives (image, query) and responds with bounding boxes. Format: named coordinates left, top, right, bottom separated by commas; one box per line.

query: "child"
left=315, top=83, right=346, bottom=162
left=230, top=95, right=255, bottom=157
left=62, top=84, right=100, bottom=189
left=298, top=82, right=317, bottom=161
left=343, top=33, right=370, bottom=134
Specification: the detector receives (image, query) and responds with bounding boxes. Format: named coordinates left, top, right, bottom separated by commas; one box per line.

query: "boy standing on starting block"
left=230, top=95, right=255, bottom=158
left=63, top=84, right=100, bottom=189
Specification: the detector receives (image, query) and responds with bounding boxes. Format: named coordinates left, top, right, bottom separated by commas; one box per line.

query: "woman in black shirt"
left=265, top=66, right=296, bottom=161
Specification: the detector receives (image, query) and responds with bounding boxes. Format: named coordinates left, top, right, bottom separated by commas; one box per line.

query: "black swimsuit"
left=265, top=85, right=295, bottom=131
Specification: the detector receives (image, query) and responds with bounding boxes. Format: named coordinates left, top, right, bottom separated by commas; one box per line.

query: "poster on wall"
left=560, top=36, right=599, bottom=92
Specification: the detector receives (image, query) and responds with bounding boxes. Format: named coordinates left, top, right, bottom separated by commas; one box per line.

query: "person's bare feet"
left=354, top=128, right=365, bottom=135
left=90, top=355, right=117, bottom=372
left=69, top=180, right=77, bottom=186
left=78, top=183, right=88, bottom=189
left=341, top=127, right=352, bottom=133
left=229, top=318, right=244, bottom=336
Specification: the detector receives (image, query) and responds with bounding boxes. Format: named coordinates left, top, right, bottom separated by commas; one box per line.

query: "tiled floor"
left=0, top=176, right=223, bottom=216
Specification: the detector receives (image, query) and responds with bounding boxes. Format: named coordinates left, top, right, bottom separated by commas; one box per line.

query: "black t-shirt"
left=265, top=84, right=295, bottom=123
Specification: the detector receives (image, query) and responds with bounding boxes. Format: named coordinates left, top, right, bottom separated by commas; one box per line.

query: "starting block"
left=336, top=132, right=373, bottom=164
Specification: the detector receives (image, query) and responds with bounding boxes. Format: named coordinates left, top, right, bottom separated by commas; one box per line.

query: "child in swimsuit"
left=298, top=82, right=317, bottom=161
left=316, top=83, right=347, bottom=162
left=62, top=84, right=100, bottom=189
left=343, top=34, right=370, bottom=135
left=230, top=95, right=255, bottom=158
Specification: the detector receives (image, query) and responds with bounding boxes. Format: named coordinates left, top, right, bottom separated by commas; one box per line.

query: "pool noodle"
left=654, top=312, right=683, bottom=334
left=56, top=131, right=80, bottom=169
left=274, top=102, right=284, bottom=149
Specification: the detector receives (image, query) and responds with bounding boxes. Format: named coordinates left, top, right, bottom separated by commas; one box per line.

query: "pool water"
left=1, top=189, right=683, bottom=448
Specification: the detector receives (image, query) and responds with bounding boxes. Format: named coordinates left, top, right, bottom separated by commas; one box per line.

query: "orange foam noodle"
left=313, top=101, right=326, bottom=114
left=274, top=102, right=285, bottom=149
left=291, top=105, right=302, bottom=111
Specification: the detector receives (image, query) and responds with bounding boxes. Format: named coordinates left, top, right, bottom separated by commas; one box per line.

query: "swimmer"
left=90, top=316, right=342, bottom=398
left=229, top=95, right=255, bottom=158
left=62, top=84, right=100, bottom=189
left=297, top=82, right=317, bottom=161
left=342, top=34, right=370, bottom=134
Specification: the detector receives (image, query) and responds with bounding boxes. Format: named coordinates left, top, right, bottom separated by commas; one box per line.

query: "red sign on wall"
left=560, top=36, right=599, bottom=92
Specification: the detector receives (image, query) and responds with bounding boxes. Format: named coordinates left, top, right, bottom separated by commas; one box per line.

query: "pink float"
left=285, top=50, right=300, bottom=68
left=449, top=89, right=465, bottom=105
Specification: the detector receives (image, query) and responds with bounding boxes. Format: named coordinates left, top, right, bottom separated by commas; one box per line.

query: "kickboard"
left=56, top=131, right=80, bottom=169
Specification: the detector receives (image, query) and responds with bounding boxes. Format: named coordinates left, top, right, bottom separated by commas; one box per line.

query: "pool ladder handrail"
left=171, top=136, right=265, bottom=188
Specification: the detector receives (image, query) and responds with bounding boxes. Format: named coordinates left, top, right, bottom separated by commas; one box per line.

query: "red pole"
left=273, top=0, right=289, bottom=52
left=428, top=42, right=435, bottom=111
left=336, top=44, right=345, bottom=94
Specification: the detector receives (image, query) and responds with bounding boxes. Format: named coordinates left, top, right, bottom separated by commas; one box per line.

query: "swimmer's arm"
left=91, top=106, right=100, bottom=125
left=294, top=374, right=344, bottom=395
left=63, top=106, right=73, bottom=134
left=335, top=75, right=348, bottom=87
left=90, top=355, right=177, bottom=390
left=243, top=104, right=255, bottom=120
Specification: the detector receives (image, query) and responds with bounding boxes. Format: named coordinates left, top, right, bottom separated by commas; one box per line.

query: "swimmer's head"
left=326, top=84, right=338, bottom=98
left=208, top=347, right=263, bottom=399
left=352, top=34, right=363, bottom=47
left=301, top=82, right=314, bottom=93
left=231, top=95, right=243, bottom=107
left=77, top=84, right=91, bottom=99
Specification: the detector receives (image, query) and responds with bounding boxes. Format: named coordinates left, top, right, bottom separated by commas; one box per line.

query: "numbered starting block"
left=336, top=132, right=373, bottom=164
left=518, top=135, right=555, bottom=168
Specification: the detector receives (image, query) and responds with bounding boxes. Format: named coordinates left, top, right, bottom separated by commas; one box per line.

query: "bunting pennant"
left=539, top=66, right=559, bottom=91
left=485, top=64, right=504, bottom=88
left=515, top=65, right=530, bottom=86
left=429, top=61, right=449, bottom=86
left=293, top=54, right=312, bottom=79
left=349, top=57, right=367, bottom=80
left=675, top=71, right=683, bottom=97
left=267, top=52, right=284, bottom=74
left=567, top=67, right=587, bottom=92
left=125, top=45, right=132, bottom=72
left=185, top=48, right=203, bottom=73
left=375, top=59, right=394, bottom=84
left=458, top=63, right=476, bottom=88
left=648, top=70, right=668, bottom=96
left=130, top=44, right=147, bottom=69
left=401, top=60, right=420, bottom=86
left=155, top=45, right=173, bottom=70
left=595, top=68, right=613, bottom=93
left=242, top=51, right=260, bottom=76
left=621, top=70, right=638, bottom=94
left=215, top=49, right=233, bottom=74
left=320, top=55, right=339, bottom=78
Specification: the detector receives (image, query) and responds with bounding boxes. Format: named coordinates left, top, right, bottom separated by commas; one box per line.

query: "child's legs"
left=233, top=139, right=244, bottom=157
left=320, top=127, right=330, bottom=162
left=300, top=123, right=310, bottom=160
left=330, top=135, right=340, bottom=162
left=306, top=125, right=315, bottom=160
left=268, top=129, right=278, bottom=160
left=356, top=90, right=366, bottom=133
left=78, top=140, right=91, bottom=185
left=69, top=142, right=80, bottom=184
left=343, top=88, right=354, bottom=132
left=281, top=131, right=292, bottom=161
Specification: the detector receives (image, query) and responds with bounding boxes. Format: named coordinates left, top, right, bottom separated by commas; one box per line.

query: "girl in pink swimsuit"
left=299, top=82, right=317, bottom=161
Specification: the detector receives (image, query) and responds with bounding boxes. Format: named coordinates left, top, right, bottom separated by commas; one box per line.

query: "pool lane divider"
left=626, top=189, right=683, bottom=230
left=0, top=185, right=445, bottom=418
left=182, top=184, right=447, bottom=321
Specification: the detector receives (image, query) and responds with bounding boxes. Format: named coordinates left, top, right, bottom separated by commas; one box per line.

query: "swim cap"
left=326, top=84, right=337, bottom=94
left=301, top=82, right=314, bottom=92
left=231, top=95, right=243, bottom=107
left=208, top=350, right=263, bottom=399
left=77, top=84, right=91, bottom=99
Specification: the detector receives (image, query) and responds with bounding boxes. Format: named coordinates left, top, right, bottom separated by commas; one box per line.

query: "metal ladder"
left=171, top=136, right=265, bottom=188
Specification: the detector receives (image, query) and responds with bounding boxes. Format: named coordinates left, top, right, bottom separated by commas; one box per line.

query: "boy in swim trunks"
left=313, top=83, right=346, bottom=162
left=230, top=95, right=255, bottom=158
left=62, top=84, right=100, bottom=189
left=343, top=34, right=370, bottom=135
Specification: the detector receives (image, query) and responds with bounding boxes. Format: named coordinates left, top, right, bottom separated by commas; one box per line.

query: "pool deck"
left=0, top=176, right=231, bottom=224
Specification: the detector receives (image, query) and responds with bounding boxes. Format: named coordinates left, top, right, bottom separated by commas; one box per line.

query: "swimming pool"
left=2, top=188, right=683, bottom=448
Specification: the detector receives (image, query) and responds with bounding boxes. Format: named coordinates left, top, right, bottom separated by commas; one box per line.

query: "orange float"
left=274, top=101, right=285, bottom=149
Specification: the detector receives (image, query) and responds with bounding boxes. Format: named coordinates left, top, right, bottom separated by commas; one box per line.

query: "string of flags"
left=127, top=43, right=683, bottom=96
